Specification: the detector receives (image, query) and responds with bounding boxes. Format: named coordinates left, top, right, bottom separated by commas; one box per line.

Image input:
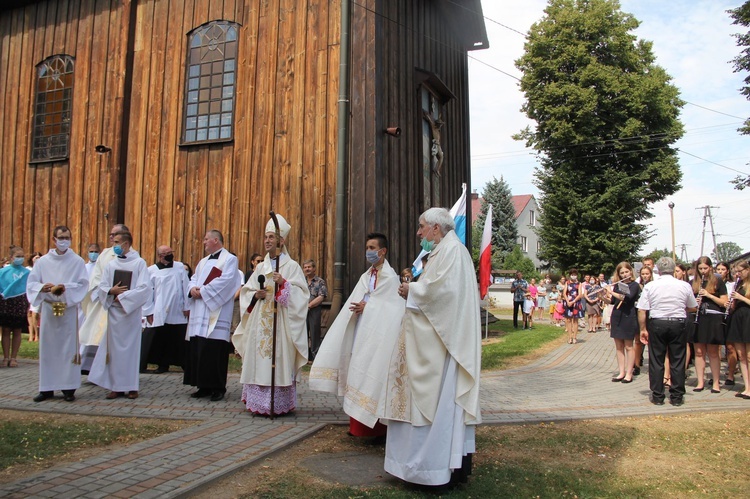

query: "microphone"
left=258, top=275, right=266, bottom=296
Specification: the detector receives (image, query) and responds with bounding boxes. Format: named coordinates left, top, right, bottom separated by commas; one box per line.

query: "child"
left=548, top=287, right=560, bottom=325
left=523, top=291, right=534, bottom=329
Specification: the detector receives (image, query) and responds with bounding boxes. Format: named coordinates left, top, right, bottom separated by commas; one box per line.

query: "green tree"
left=472, top=176, right=519, bottom=262
left=514, top=0, right=684, bottom=276
left=503, top=245, right=540, bottom=280
left=711, top=241, right=744, bottom=263
left=729, top=1, right=750, bottom=190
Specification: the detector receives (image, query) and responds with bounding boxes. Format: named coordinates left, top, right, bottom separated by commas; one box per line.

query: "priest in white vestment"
left=26, top=226, right=89, bottom=402
left=141, top=245, right=190, bottom=373
left=184, top=230, right=240, bottom=401
left=232, top=215, right=309, bottom=416
left=310, top=232, right=404, bottom=436
left=88, top=232, right=152, bottom=399
left=79, top=224, right=131, bottom=372
left=383, top=207, right=482, bottom=486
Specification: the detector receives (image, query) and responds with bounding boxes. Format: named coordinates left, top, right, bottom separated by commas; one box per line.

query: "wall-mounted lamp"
left=384, top=127, right=401, bottom=137
left=95, top=144, right=112, bottom=154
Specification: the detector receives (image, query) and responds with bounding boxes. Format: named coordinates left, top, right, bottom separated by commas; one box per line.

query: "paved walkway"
left=2, top=323, right=748, bottom=497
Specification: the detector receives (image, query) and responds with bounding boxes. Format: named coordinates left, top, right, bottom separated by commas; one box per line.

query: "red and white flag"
left=479, top=204, right=493, bottom=299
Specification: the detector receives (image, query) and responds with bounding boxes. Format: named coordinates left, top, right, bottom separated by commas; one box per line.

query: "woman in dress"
left=727, top=261, right=750, bottom=398
left=562, top=269, right=584, bottom=344
left=717, top=262, right=738, bottom=387
left=604, top=262, right=640, bottom=382
left=0, top=246, right=30, bottom=367
left=584, top=276, right=601, bottom=333
left=689, top=256, right=728, bottom=393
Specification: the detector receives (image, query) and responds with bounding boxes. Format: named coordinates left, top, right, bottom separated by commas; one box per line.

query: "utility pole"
left=678, top=244, right=690, bottom=263
left=696, top=205, right=719, bottom=257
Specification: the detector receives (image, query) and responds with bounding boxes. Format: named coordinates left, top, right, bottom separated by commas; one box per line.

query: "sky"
left=468, top=0, right=750, bottom=263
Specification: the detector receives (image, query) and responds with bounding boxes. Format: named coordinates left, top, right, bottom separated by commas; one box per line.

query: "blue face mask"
left=89, top=252, right=99, bottom=262
left=12, top=257, right=24, bottom=266
left=113, top=244, right=124, bottom=256
left=420, top=238, right=434, bottom=252
left=366, top=250, right=381, bottom=264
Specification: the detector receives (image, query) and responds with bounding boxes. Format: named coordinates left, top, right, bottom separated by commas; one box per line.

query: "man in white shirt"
left=310, top=233, right=404, bottom=438
left=26, top=225, right=89, bottom=402
left=637, top=257, right=698, bottom=406
left=141, top=245, right=190, bottom=373
left=88, top=232, right=153, bottom=400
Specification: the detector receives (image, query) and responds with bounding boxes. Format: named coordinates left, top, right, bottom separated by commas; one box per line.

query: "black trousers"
left=647, top=318, right=687, bottom=402
left=306, top=306, right=322, bottom=358
left=513, top=301, right=524, bottom=328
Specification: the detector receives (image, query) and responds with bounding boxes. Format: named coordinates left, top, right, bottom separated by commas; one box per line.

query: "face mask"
left=420, top=238, right=434, bottom=252
left=55, top=239, right=71, bottom=252
left=88, top=252, right=99, bottom=262
left=113, top=244, right=124, bottom=256
left=164, top=254, right=174, bottom=263
left=366, top=250, right=381, bottom=264
left=12, top=257, right=24, bottom=266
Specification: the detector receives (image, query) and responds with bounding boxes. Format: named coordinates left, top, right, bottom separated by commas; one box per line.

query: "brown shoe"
left=128, top=391, right=139, bottom=399
left=106, top=391, right=123, bottom=399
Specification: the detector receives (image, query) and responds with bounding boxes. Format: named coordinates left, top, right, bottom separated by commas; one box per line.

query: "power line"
left=678, top=149, right=750, bottom=176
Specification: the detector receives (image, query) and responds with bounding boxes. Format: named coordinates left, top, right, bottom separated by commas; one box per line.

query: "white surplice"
left=88, top=250, right=152, bottom=392
left=309, top=259, right=404, bottom=428
left=26, top=249, right=89, bottom=392
left=186, top=249, right=240, bottom=342
left=232, top=252, right=309, bottom=388
left=382, top=230, right=482, bottom=486
left=142, top=262, right=190, bottom=328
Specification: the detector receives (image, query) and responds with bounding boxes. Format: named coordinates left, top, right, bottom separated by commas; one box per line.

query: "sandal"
left=1, top=358, right=7, bottom=368
left=8, top=359, right=18, bottom=368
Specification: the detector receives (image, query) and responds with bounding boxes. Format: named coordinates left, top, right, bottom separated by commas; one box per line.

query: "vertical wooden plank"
left=156, top=0, right=184, bottom=256
left=250, top=0, right=280, bottom=253
left=171, top=0, right=195, bottom=264
left=33, top=1, right=60, bottom=252
left=312, top=0, right=329, bottom=276
left=271, top=0, right=296, bottom=253
left=286, top=0, right=307, bottom=261
left=324, top=0, right=339, bottom=289
left=347, top=0, right=365, bottom=274
left=124, top=0, right=155, bottom=253
left=229, top=0, right=257, bottom=269
left=48, top=1, right=72, bottom=233
left=140, top=0, right=171, bottom=263
left=0, top=9, right=14, bottom=249
left=11, top=6, right=37, bottom=249
left=1, top=9, right=23, bottom=248
left=300, top=0, right=323, bottom=270
left=73, top=0, right=98, bottom=250
left=183, top=0, right=211, bottom=266
left=25, top=2, right=48, bottom=254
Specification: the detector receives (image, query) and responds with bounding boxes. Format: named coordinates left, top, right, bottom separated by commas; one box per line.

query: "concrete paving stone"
left=2, top=316, right=747, bottom=494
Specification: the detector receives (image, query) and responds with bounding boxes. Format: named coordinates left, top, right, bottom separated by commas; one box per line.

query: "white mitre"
left=265, top=214, right=291, bottom=237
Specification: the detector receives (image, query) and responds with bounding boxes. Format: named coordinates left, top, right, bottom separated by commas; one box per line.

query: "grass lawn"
left=481, top=316, right=565, bottom=370
left=0, top=410, right=194, bottom=482
left=197, top=411, right=750, bottom=498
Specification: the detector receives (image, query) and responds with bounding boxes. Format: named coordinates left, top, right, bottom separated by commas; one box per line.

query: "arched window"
left=31, top=55, right=74, bottom=162
left=183, top=21, right=239, bottom=144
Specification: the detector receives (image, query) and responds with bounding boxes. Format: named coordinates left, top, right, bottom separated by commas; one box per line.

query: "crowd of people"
left=510, top=256, right=750, bottom=406
left=5, top=211, right=749, bottom=484
left=0, top=207, right=481, bottom=487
